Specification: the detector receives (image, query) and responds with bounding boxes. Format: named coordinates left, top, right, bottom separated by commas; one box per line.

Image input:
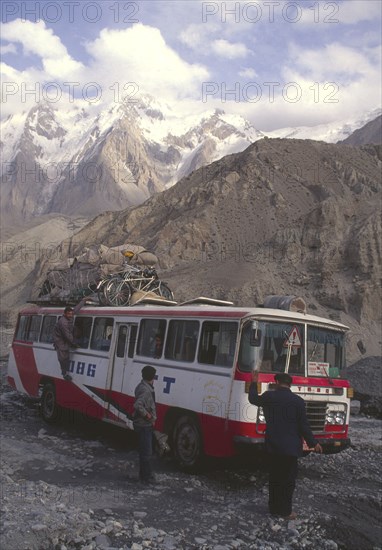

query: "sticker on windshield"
left=308, top=362, right=330, bottom=376
left=283, top=325, right=302, bottom=348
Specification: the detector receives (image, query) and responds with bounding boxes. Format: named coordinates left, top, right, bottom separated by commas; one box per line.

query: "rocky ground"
left=0, top=361, right=381, bottom=550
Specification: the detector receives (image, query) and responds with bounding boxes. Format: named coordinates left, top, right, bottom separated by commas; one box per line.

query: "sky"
left=0, top=0, right=381, bottom=130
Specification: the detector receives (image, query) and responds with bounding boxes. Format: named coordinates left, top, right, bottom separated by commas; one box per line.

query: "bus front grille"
left=306, top=402, right=327, bottom=433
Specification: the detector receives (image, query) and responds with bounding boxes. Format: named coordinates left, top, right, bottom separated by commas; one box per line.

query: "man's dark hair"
left=142, top=365, right=156, bottom=381
left=274, top=373, right=293, bottom=386
left=64, top=306, right=74, bottom=313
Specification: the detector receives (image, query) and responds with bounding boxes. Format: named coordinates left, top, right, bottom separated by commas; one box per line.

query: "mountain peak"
left=1, top=98, right=381, bottom=223
left=25, top=102, right=67, bottom=140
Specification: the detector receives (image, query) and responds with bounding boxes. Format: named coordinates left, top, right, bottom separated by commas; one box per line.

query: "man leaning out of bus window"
left=133, top=366, right=157, bottom=484
left=249, top=371, right=323, bottom=520
left=53, top=298, right=87, bottom=381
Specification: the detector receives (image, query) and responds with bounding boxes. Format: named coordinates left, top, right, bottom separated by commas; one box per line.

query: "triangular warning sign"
left=283, top=325, right=302, bottom=348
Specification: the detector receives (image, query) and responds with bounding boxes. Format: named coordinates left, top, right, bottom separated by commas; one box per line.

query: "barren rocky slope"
left=30, top=138, right=382, bottom=363
left=339, top=114, right=382, bottom=145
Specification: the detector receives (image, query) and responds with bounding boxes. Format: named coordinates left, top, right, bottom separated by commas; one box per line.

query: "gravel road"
left=0, top=364, right=381, bottom=550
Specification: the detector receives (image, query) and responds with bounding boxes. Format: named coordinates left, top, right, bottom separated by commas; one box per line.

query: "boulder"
left=344, top=356, right=382, bottom=418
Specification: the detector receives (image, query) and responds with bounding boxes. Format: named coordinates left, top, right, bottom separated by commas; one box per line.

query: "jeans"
left=268, top=453, right=298, bottom=516
left=134, top=426, right=154, bottom=481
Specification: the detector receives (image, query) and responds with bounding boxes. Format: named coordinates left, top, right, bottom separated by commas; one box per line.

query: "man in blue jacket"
left=249, top=371, right=322, bottom=519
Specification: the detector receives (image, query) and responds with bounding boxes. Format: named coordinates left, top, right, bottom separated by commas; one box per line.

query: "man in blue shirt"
left=249, top=371, right=322, bottom=519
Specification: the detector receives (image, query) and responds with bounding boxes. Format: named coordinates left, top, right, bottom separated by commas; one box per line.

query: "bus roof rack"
left=27, top=299, right=78, bottom=307
left=130, top=295, right=178, bottom=306
left=262, top=295, right=307, bottom=314
left=178, top=297, right=234, bottom=307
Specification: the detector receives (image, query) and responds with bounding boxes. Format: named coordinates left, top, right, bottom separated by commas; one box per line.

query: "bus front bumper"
left=233, top=436, right=351, bottom=454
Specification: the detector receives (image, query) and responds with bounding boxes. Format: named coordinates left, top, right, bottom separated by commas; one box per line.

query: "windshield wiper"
left=284, top=331, right=292, bottom=374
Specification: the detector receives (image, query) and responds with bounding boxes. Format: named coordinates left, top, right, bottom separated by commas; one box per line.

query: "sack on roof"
left=99, top=244, right=158, bottom=266
left=75, top=246, right=101, bottom=266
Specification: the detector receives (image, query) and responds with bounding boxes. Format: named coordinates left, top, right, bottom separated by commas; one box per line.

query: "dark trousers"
left=135, top=426, right=153, bottom=481
left=268, top=453, right=298, bottom=516
left=56, top=349, right=70, bottom=376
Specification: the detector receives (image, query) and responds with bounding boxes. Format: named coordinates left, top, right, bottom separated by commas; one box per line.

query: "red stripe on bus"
left=55, top=382, right=120, bottom=422
left=234, top=370, right=350, bottom=387
left=324, top=425, right=349, bottom=436
left=7, top=376, right=16, bottom=389
left=13, top=344, right=40, bottom=397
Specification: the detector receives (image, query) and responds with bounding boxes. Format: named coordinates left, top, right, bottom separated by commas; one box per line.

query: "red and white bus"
left=7, top=297, right=353, bottom=468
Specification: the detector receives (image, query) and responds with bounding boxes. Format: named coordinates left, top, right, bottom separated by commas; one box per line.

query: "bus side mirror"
left=250, top=322, right=261, bottom=346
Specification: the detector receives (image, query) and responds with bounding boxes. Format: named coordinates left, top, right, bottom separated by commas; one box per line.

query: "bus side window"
left=116, top=324, right=139, bottom=358
left=128, top=325, right=138, bottom=358
left=90, top=318, right=114, bottom=351
left=199, top=322, right=217, bottom=364
left=137, top=319, right=166, bottom=358
left=198, top=321, right=238, bottom=367
left=116, top=326, right=128, bottom=358
left=165, top=320, right=199, bottom=362
left=16, top=316, right=29, bottom=341
left=40, top=316, right=58, bottom=343
left=216, top=323, right=237, bottom=366
left=27, top=315, right=42, bottom=342
left=74, top=316, right=92, bottom=348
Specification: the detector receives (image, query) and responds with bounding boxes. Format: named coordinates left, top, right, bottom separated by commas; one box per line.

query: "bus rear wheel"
left=173, top=415, right=203, bottom=470
left=41, top=382, right=61, bottom=423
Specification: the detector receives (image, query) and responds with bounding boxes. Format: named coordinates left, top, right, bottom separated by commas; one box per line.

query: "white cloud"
left=227, top=41, right=381, bottom=131
left=337, top=0, right=382, bottom=24
left=85, top=24, right=210, bottom=101
left=1, top=19, right=66, bottom=58
left=211, top=39, right=249, bottom=59
left=286, top=43, right=378, bottom=80
left=1, top=43, right=17, bottom=55
left=0, top=11, right=380, bottom=132
left=0, top=21, right=211, bottom=118
left=1, top=19, right=83, bottom=79
left=274, top=43, right=381, bottom=128
left=239, top=68, right=258, bottom=79
left=179, top=23, right=219, bottom=51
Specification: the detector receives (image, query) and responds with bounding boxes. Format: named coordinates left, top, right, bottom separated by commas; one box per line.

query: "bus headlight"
left=326, top=410, right=346, bottom=425
left=334, top=411, right=346, bottom=425
left=258, top=407, right=266, bottom=423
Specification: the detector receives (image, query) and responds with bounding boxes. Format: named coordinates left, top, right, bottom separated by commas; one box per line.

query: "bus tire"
left=41, top=382, right=61, bottom=423
left=173, top=415, right=203, bottom=471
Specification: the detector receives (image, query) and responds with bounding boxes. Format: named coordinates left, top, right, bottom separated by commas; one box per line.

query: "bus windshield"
left=307, top=326, right=346, bottom=378
left=238, top=320, right=345, bottom=378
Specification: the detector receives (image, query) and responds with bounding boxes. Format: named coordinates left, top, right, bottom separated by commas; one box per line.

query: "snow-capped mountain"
left=0, top=97, right=263, bottom=222
left=267, top=108, right=382, bottom=143
left=0, top=97, right=380, bottom=223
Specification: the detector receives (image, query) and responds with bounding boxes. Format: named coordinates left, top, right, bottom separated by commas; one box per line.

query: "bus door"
left=104, top=322, right=138, bottom=423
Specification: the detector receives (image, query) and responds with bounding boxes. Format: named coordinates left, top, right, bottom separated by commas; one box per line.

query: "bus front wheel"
left=41, top=382, right=61, bottom=423
left=173, top=415, right=203, bottom=470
